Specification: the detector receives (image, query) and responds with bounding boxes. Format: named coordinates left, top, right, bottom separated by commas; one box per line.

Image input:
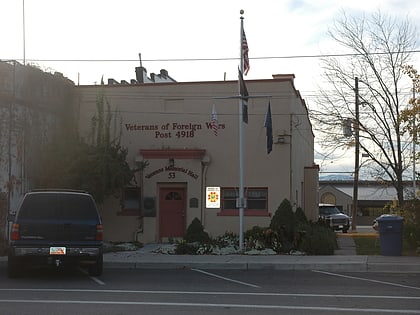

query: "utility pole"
left=413, top=82, right=417, bottom=199
left=352, top=77, right=360, bottom=231
left=23, top=0, right=26, bottom=65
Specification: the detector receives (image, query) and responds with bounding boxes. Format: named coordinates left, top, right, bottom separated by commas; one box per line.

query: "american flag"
left=211, top=104, right=219, bottom=136
left=238, top=68, right=249, bottom=123
left=242, top=29, right=250, bottom=75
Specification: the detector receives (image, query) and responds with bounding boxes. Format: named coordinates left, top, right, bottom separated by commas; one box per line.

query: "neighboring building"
left=75, top=72, right=318, bottom=243
left=0, top=61, right=74, bottom=237
left=319, top=180, right=415, bottom=224
left=107, top=67, right=177, bottom=85
left=134, top=67, right=176, bottom=84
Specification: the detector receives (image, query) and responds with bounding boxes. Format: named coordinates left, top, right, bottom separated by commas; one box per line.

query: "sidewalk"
left=2, top=227, right=420, bottom=273
left=103, top=244, right=420, bottom=273
left=101, top=227, right=420, bottom=273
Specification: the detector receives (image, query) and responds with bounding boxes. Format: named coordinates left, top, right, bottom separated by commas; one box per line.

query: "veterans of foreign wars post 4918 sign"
left=206, top=187, right=220, bottom=208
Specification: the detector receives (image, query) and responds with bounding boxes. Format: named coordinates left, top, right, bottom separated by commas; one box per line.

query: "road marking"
left=191, top=268, right=260, bottom=288
left=313, top=270, right=420, bottom=291
left=1, top=288, right=420, bottom=300
left=0, top=299, right=420, bottom=313
left=77, top=268, right=106, bottom=286
left=89, top=276, right=106, bottom=286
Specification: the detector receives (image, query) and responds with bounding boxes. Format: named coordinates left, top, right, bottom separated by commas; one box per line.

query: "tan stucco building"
left=76, top=72, right=318, bottom=243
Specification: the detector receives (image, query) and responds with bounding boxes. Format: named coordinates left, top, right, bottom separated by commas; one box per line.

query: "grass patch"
left=353, top=234, right=418, bottom=256
left=353, top=235, right=380, bottom=255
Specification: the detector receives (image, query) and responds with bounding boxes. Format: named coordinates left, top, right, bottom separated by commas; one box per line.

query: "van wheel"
left=88, top=255, right=103, bottom=277
left=7, top=253, right=20, bottom=278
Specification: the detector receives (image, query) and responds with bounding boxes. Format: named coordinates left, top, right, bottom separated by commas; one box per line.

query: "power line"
left=9, top=49, right=420, bottom=63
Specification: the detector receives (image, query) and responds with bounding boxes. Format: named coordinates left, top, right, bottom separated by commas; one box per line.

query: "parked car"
left=7, top=190, right=103, bottom=278
left=372, top=214, right=395, bottom=231
left=372, top=216, right=381, bottom=231
left=318, top=203, right=351, bottom=233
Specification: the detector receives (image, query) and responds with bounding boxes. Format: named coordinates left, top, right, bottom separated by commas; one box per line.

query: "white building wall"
left=76, top=77, right=316, bottom=243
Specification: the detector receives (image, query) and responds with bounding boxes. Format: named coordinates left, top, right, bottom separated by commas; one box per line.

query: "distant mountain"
left=319, top=174, right=353, bottom=181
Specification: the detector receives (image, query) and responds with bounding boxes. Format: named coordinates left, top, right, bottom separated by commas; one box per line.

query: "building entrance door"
left=159, top=187, right=186, bottom=239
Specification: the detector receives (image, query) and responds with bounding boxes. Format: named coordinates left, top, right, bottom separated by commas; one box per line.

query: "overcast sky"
left=1, top=0, right=419, bottom=176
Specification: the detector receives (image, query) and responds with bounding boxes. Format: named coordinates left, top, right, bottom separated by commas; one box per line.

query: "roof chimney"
left=160, top=69, right=168, bottom=78
left=135, top=66, right=147, bottom=83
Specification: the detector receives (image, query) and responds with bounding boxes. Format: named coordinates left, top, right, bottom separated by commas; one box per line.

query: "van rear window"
left=18, top=193, right=98, bottom=221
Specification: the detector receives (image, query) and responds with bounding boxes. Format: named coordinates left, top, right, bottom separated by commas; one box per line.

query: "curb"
left=102, top=255, right=420, bottom=273
left=103, top=261, right=368, bottom=272
left=1, top=256, right=419, bottom=273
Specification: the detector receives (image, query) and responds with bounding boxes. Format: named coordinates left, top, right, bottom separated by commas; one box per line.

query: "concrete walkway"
left=335, top=225, right=379, bottom=255
left=102, top=246, right=420, bottom=273
left=335, top=234, right=357, bottom=255
left=100, top=227, right=420, bottom=273
left=2, top=226, right=420, bottom=273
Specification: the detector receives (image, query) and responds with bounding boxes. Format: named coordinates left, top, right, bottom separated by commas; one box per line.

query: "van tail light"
left=96, top=224, right=103, bottom=241
left=11, top=223, right=20, bottom=241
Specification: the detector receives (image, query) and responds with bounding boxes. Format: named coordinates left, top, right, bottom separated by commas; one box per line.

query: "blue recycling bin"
left=377, top=215, right=403, bottom=256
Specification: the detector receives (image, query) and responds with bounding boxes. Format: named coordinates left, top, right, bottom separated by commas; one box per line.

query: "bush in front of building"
left=268, top=199, right=315, bottom=253
left=184, top=217, right=211, bottom=244
left=244, top=226, right=281, bottom=252
left=174, top=240, right=201, bottom=255
left=299, top=222, right=338, bottom=255
left=174, top=200, right=338, bottom=255
left=295, top=206, right=308, bottom=224
left=266, top=199, right=336, bottom=255
left=398, top=199, right=420, bottom=252
left=175, top=217, right=212, bottom=254
left=0, top=232, right=6, bottom=256
left=269, top=199, right=297, bottom=253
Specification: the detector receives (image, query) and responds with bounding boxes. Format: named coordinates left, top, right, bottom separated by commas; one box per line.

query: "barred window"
left=220, top=187, right=269, bottom=216
left=119, top=187, right=141, bottom=216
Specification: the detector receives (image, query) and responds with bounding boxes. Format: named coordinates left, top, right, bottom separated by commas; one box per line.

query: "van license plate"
left=50, top=247, right=66, bottom=255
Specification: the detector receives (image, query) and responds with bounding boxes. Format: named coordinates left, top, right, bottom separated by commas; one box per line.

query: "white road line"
left=313, top=270, right=420, bottom=291
left=0, top=299, right=420, bottom=313
left=1, top=288, right=420, bottom=300
left=191, top=268, right=260, bottom=288
left=89, top=276, right=106, bottom=286
left=77, top=268, right=106, bottom=286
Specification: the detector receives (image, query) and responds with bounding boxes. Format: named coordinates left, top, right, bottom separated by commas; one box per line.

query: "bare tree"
left=311, top=10, right=418, bottom=204
left=401, top=65, right=420, bottom=146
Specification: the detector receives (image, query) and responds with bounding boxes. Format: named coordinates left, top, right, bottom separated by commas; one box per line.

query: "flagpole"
left=238, top=10, right=245, bottom=251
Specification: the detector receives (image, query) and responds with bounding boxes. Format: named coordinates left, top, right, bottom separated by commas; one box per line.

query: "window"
left=19, top=193, right=98, bottom=220
left=119, top=187, right=140, bottom=216
left=165, top=191, right=182, bottom=200
left=222, top=189, right=237, bottom=210
left=321, top=192, right=336, bottom=205
left=218, top=187, right=269, bottom=216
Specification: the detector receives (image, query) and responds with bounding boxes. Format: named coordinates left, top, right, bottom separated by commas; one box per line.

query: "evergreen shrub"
left=184, top=217, right=210, bottom=244
left=174, top=240, right=199, bottom=255
left=300, top=222, right=337, bottom=255
left=399, top=200, right=420, bottom=250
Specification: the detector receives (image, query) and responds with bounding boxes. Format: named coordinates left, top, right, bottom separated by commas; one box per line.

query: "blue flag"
left=264, top=102, right=273, bottom=154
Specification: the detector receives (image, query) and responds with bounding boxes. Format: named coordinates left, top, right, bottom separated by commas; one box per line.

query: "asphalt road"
left=0, top=267, right=419, bottom=314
